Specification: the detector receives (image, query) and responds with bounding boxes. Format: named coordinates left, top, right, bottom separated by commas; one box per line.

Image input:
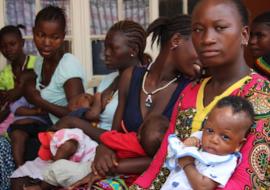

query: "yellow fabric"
left=191, top=76, right=252, bottom=132
left=0, top=55, right=37, bottom=90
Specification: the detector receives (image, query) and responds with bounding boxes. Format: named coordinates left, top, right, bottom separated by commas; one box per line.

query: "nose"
left=44, top=37, right=52, bottom=46
left=249, top=35, right=257, bottom=46
left=210, top=134, right=219, bottom=144
left=202, top=29, right=216, bottom=45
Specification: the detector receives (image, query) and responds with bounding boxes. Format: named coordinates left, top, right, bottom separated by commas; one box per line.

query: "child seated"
left=26, top=115, right=169, bottom=189
left=8, top=71, right=52, bottom=167
left=161, top=96, right=254, bottom=190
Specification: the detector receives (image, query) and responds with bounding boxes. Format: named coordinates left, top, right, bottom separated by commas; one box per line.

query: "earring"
left=130, top=53, right=134, bottom=57
left=170, top=45, right=179, bottom=50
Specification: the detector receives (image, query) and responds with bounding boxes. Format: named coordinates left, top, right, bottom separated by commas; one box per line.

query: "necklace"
left=142, top=62, right=180, bottom=108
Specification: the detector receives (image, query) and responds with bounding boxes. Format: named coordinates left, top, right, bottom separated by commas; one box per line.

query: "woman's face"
left=249, top=23, right=270, bottom=58
left=104, top=31, right=134, bottom=71
left=0, top=33, right=24, bottom=62
left=33, top=20, right=65, bottom=59
left=172, top=37, right=200, bottom=78
left=191, top=0, right=248, bottom=68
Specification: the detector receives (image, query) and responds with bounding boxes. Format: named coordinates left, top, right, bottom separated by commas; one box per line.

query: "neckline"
left=141, top=62, right=180, bottom=108
left=196, top=75, right=251, bottom=111
left=190, top=75, right=251, bottom=133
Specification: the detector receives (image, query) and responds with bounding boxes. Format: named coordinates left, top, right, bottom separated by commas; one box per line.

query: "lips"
left=200, top=50, right=220, bottom=58
left=203, top=146, right=217, bottom=154
left=40, top=50, right=52, bottom=56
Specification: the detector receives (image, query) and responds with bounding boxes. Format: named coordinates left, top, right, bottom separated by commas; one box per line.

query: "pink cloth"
left=0, top=113, right=14, bottom=135
left=133, top=73, right=270, bottom=189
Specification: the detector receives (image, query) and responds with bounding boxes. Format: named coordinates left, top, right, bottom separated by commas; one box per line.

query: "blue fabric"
left=123, top=66, right=190, bottom=132
left=0, top=136, right=15, bottom=190
left=34, top=53, right=86, bottom=124
left=10, top=97, right=51, bottom=124
left=97, top=72, right=118, bottom=131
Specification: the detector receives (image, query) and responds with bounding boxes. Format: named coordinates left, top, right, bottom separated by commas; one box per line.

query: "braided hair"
left=35, top=5, right=66, bottom=32
left=0, top=24, right=25, bottom=42
left=107, top=20, right=147, bottom=64
left=147, top=15, right=192, bottom=49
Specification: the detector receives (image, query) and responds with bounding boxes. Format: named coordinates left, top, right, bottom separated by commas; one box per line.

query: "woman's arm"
left=26, top=78, right=84, bottom=118
left=15, top=107, right=43, bottom=116
left=111, top=67, right=134, bottom=131
left=52, top=116, right=106, bottom=142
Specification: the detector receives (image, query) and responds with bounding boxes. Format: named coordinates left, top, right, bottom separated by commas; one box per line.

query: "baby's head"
left=138, top=115, right=169, bottom=157
left=201, top=96, right=254, bottom=156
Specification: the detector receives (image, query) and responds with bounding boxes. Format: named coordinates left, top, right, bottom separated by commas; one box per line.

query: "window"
left=159, top=0, right=198, bottom=17
left=89, top=0, right=150, bottom=75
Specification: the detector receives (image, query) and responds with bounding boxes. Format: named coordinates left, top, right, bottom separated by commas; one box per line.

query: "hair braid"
left=147, top=15, right=192, bottom=49
left=108, top=20, right=147, bottom=64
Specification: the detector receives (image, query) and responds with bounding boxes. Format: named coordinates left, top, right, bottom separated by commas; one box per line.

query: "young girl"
left=0, top=25, right=37, bottom=128
left=249, top=11, right=270, bottom=79
left=10, top=5, right=85, bottom=189
left=162, top=96, right=254, bottom=190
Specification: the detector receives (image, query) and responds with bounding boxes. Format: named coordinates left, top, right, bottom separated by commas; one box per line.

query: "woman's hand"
left=69, top=173, right=101, bottom=190
left=50, top=116, right=76, bottom=131
left=91, top=144, right=118, bottom=176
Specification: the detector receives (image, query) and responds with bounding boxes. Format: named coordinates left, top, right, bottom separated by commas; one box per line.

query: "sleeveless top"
left=123, top=66, right=190, bottom=132
left=0, top=55, right=37, bottom=90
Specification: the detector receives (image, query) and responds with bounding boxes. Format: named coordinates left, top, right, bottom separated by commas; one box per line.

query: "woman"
left=249, top=11, right=270, bottom=79
left=68, top=15, right=200, bottom=189
left=9, top=6, right=86, bottom=190
left=131, top=0, right=270, bottom=189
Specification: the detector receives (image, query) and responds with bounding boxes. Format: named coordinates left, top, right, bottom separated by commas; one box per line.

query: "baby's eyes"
left=205, top=128, right=214, bottom=133
left=221, top=135, right=230, bottom=141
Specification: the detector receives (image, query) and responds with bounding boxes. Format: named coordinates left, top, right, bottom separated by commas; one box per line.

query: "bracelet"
left=182, top=162, right=194, bottom=170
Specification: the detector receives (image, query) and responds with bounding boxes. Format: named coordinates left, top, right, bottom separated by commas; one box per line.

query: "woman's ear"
left=170, top=33, right=183, bottom=50
left=129, top=44, right=139, bottom=58
left=241, top=26, right=249, bottom=46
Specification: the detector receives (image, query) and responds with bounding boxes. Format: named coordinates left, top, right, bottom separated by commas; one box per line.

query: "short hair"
left=147, top=15, right=192, bottom=49
left=35, top=5, right=66, bottom=31
left=252, top=11, right=270, bottom=27
left=193, top=0, right=249, bottom=26
left=0, top=25, right=25, bottom=42
left=139, top=115, right=169, bottom=157
left=107, top=20, right=147, bottom=65
left=229, top=0, right=249, bottom=26
left=216, top=96, right=254, bottom=135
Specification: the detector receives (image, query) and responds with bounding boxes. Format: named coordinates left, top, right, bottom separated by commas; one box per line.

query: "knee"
left=10, top=130, right=28, bottom=141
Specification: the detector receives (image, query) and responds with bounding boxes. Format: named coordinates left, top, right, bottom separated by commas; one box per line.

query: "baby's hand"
left=183, top=137, right=200, bottom=147
left=68, top=93, right=93, bottom=112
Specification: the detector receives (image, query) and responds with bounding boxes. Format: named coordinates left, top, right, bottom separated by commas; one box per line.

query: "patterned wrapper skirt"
left=0, top=136, right=15, bottom=190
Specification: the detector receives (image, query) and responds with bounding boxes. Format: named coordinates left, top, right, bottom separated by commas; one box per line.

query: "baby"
left=161, top=96, right=254, bottom=190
